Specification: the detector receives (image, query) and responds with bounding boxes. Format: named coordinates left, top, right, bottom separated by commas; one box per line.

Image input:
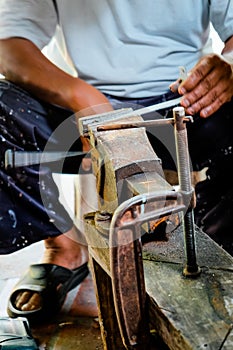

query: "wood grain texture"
left=143, top=227, right=233, bottom=350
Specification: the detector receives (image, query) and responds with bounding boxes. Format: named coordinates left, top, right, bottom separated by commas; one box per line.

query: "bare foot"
left=14, top=226, right=89, bottom=312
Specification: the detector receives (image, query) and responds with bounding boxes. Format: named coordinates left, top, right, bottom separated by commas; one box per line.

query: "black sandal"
left=7, top=262, right=89, bottom=323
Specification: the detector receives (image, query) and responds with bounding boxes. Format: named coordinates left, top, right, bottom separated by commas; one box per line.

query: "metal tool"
left=105, top=96, right=182, bottom=119
left=82, top=104, right=201, bottom=349
left=4, top=149, right=88, bottom=169
left=173, top=107, right=201, bottom=277
left=178, top=65, right=188, bottom=82
left=81, top=105, right=200, bottom=278
left=79, top=97, right=182, bottom=135
left=109, top=190, right=186, bottom=348
left=96, top=115, right=193, bottom=131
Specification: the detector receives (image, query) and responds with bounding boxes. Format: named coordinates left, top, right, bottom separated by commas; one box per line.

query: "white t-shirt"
left=0, top=0, right=233, bottom=97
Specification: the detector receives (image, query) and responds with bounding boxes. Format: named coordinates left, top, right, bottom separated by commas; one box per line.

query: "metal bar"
left=4, top=149, right=88, bottom=169
left=97, top=117, right=174, bottom=131
left=97, top=116, right=193, bottom=132
left=104, top=96, right=181, bottom=120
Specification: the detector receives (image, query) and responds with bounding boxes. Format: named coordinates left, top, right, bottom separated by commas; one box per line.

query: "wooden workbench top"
left=143, top=226, right=233, bottom=350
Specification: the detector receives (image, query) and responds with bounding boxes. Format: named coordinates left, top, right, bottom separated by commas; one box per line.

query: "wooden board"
left=143, top=227, right=233, bottom=350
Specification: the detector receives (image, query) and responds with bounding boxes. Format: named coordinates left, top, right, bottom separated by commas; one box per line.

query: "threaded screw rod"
left=173, top=107, right=201, bottom=277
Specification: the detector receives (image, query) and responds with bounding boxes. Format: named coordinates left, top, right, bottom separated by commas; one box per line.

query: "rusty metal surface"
left=90, top=126, right=164, bottom=213
left=111, top=237, right=148, bottom=349
left=109, top=191, right=187, bottom=349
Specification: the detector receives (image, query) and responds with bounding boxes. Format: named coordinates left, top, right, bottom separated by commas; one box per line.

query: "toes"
left=15, top=291, right=32, bottom=308
left=15, top=291, right=42, bottom=311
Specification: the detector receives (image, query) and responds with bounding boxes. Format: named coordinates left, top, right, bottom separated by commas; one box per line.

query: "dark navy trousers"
left=0, top=80, right=82, bottom=253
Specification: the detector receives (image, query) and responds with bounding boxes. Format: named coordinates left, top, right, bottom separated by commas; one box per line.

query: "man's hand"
left=177, top=53, right=233, bottom=118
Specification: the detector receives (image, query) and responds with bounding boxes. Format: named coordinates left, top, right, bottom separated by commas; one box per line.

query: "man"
left=0, top=0, right=232, bottom=322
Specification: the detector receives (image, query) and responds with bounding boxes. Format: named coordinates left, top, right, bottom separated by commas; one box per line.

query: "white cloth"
left=0, top=0, right=233, bottom=97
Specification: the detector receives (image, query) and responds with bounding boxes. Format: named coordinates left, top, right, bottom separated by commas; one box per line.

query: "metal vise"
left=79, top=106, right=200, bottom=350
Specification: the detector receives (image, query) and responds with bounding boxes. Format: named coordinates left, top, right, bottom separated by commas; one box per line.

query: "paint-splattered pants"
left=0, top=80, right=83, bottom=253
left=0, top=79, right=233, bottom=254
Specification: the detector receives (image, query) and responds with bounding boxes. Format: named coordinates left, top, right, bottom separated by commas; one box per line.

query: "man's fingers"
left=180, top=72, right=224, bottom=113
left=198, top=91, right=228, bottom=117
left=178, top=54, right=233, bottom=117
left=183, top=89, right=227, bottom=118
left=179, top=55, right=216, bottom=93
left=169, top=79, right=182, bottom=93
